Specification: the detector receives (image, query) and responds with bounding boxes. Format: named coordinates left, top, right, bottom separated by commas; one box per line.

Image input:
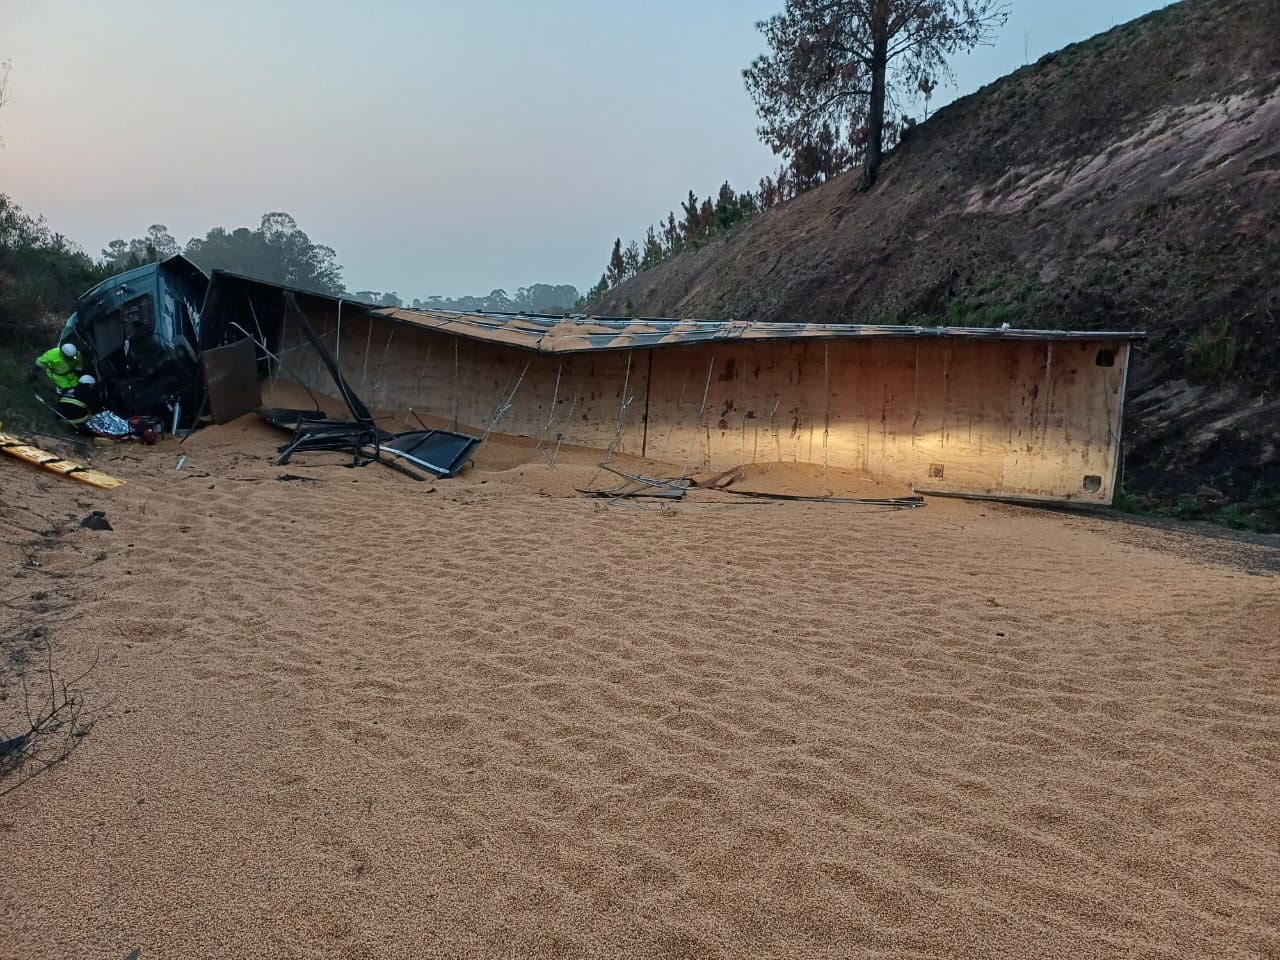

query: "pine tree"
left=641, top=226, right=665, bottom=271
left=680, top=191, right=702, bottom=243
left=744, top=0, right=1008, bottom=190
left=663, top=212, right=682, bottom=252
left=622, top=241, right=641, bottom=278
left=606, top=238, right=626, bottom=287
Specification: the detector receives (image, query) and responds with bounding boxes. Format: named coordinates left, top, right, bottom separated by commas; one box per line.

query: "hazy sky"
left=1, top=0, right=1168, bottom=297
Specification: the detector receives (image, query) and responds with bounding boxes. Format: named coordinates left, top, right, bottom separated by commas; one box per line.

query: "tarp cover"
left=373, top=308, right=1147, bottom=355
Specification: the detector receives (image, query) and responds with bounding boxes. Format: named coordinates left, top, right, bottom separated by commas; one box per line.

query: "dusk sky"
left=2, top=1, right=1169, bottom=298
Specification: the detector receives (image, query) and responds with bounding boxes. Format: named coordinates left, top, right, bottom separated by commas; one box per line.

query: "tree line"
left=583, top=121, right=859, bottom=307
left=0, top=194, right=111, bottom=343
left=101, top=213, right=345, bottom=297
left=0, top=195, right=582, bottom=345
left=350, top=284, right=581, bottom=315
left=584, top=0, right=1008, bottom=307
left=100, top=218, right=580, bottom=314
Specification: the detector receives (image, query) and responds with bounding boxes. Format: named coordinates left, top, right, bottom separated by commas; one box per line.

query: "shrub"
left=0, top=193, right=109, bottom=346
left=1183, top=318, right=1240, bottom=383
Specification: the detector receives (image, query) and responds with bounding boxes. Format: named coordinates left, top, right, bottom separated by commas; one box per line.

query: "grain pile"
left=1, top=414, right=1277, bottom=959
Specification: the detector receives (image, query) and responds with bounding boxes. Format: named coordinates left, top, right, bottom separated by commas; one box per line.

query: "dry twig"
left=0, top=638, right=101, bottom=799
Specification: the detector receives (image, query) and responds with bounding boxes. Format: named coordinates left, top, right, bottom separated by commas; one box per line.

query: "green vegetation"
left=581, top=0, right=1280, bottom=532
left=582, top=182, right=765, bottom=307
left=876, top=273, right=1064, bottom=330
left=1216, top=504, right=1252, bottom=531
left=3, top=189, right=581, bottom=336
left=399, top=285, right=581, bottom=314
left=585, top=114, right=875, bottom=307
left=1111, top=484, right=1275, bottom=535
left=343, top=285, right=582, bottom=314
left=1168, top=494, right=1207, bottom=521
left=181, top=214, right=344, bottom=296
left=1111, top=487, right=1146, bottom=515
left=941, top=275, right=1062, bottom=328
left=1, top=198, right=348, bottom=351
left=0, top=195, right=113, bottom=346
left=0, top=196, right=114, bottom=434
left=1183, top=318, right=1240, bottom=384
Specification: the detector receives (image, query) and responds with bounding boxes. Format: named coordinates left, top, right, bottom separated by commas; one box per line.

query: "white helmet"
left=60, top=343, right=78, bottom=359
left=79, top=374, right=96, bottom=386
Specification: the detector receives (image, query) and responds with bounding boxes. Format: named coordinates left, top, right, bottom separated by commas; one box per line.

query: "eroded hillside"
left=594, top=0, right=1280, bottom=528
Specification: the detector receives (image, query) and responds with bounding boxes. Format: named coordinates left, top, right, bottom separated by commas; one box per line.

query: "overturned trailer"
left=58, top=258, right=1143, bottom=500
left=195, top=271, right=1143, bottom=504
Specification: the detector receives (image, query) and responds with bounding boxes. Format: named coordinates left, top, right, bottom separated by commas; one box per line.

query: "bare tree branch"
left=0, top=639, right=100, bottom=799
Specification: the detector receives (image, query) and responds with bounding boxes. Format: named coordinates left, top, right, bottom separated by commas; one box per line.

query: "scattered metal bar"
left=719, top=490, right=926, bottom=506
left=577, top=478, right=686, bottom=500
left=480, top=359, right=531, bottom=444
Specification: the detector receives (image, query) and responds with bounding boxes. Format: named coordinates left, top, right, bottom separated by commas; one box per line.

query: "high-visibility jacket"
left=36, top=346, right=84, bottom=390
left=55, top=395, right=90, bottom=426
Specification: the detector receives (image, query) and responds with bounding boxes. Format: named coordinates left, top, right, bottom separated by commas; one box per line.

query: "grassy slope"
left=0, top=346, right=50, bottom=434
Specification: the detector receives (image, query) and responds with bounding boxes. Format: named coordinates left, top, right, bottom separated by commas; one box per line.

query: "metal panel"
left=203, top=337, right=262, bottom=424
left=380, top=429, right=480, bottom=478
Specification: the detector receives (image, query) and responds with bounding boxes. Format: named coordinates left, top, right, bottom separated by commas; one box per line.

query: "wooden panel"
left=280, top=308, right=648, bottom=456
left=1038, top=339, right=1128, bottom=502
left=643, top=340, right=917, bottom=476
left=999, top=340, right=1055, bottom=494
left=832, top=339, right=917, bottom=481
left=912, top=339, right=1126, bottom=502
left=914, top=340, right=1010, bottom=495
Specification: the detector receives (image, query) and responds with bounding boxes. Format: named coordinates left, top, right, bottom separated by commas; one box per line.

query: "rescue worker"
left=35, top=342, right=84, bottom=393
left=73, top=374, right=102, bottom=409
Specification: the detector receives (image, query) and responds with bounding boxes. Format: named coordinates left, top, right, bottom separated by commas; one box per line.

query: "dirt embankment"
left=594, top=0, right=1280, bottom=529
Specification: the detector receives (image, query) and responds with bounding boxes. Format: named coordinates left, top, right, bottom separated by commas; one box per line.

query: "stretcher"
left=0, top=429, right=125, bottom=489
